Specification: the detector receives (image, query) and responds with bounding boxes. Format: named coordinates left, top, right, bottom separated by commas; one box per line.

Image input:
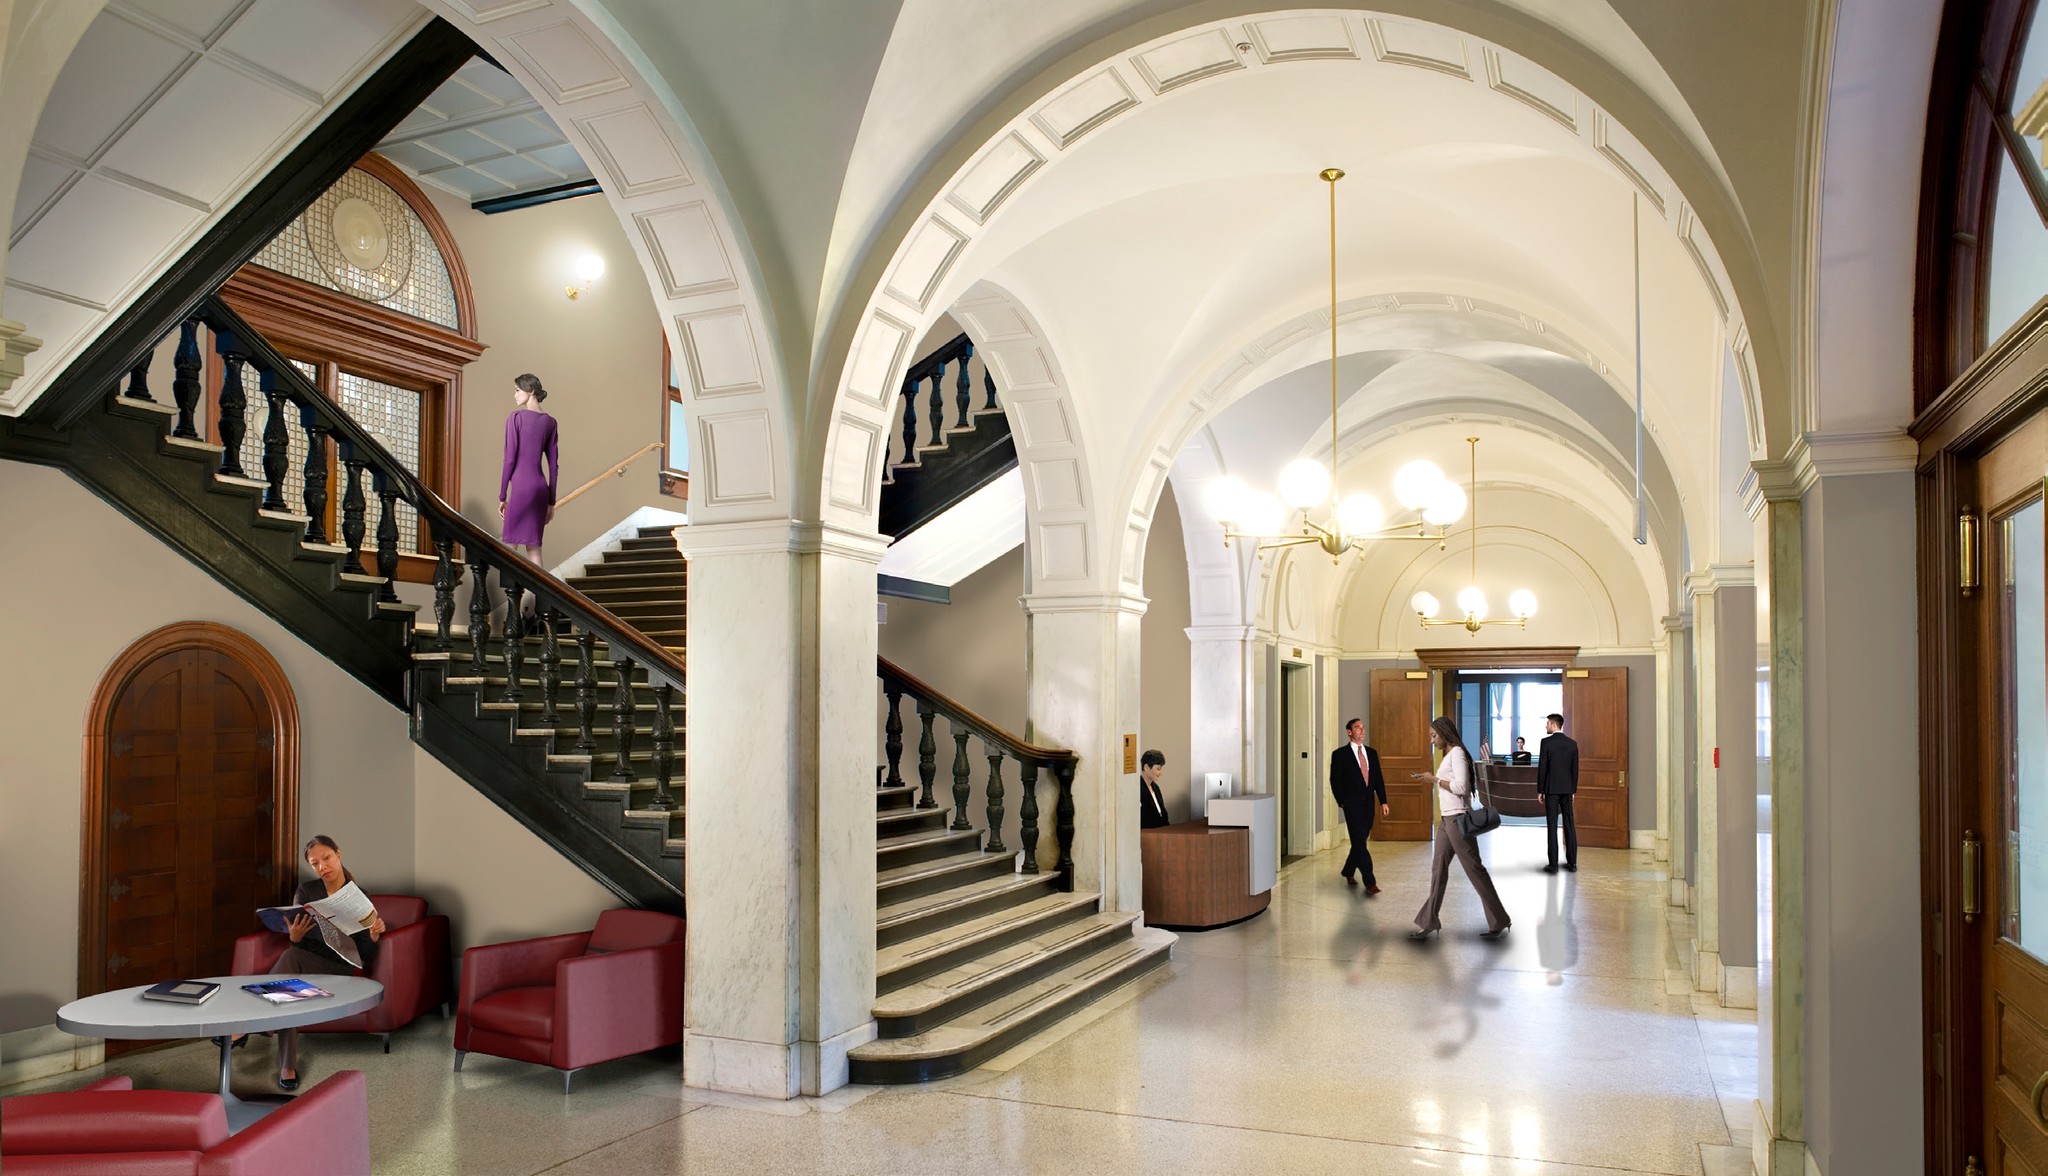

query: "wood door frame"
left=1416, top=646, right=1579, bottom=671
left=78, top=623, right=300, bottom=999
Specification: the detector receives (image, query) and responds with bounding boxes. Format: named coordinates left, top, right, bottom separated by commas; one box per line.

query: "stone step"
left=875, top=871, right=1061, bottom=948
left=599, top=547, right=686, bottom=565
left=619, top=534, right=681, bottom=551
left=875, top=889, right=1102, bottom=995
left=870, top=911, right=1141, bottom=1035
left=847, top=927, right=1172, bottom=1084
left=877, top=826, right=985, bottom=872
left=578, top=560, right=685, bottom=577
left=875, top=784, right=921, bottom=810
left=571, top=575, right=688, bottom=595
left=876, top=851, right=1015, bottom=907
left=876, top=806, right=950, bottom=836
left=572, top=583, right=688, bottom=603
left=635, top=525, right=685, bottom=539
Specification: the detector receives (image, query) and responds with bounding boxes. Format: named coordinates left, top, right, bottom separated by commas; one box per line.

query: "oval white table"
left=57, top=974, right=382, bottom=1130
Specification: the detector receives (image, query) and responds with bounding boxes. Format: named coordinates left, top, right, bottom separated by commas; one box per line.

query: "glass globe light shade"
left=1242, top=492, right=1289, bottom=538
left=575, top=253, right=606, bottom=282
left=1410, top=591, right=1441, bottom=619
left=1456, top=586, right=1488, bottom=618
left=1203, top=476, right=1250, bottom=524
left=1422, top=481, right=1467, bottom=526
left=1277, top=458, right=1332, bottom=509
left=1393, top=460, right=1445, bottom=510
left=1509, top=589, right=1538, bottom=619
left=1335, top=493, right=1384, bottom=537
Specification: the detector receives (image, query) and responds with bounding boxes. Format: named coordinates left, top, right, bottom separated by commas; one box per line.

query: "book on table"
left=255, top=880, right=377, bottom=968
left=140, top=980, right=219, bottom=1005
left=241, top=978, right=334, bottom=1004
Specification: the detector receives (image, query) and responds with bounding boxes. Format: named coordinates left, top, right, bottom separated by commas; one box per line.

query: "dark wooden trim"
left=878, top=655, right=1071, bottom=761
left=79, top=623, right=301, bottom=1001
left=223, top=265, right=485, bottom=374
left=353, top=152, right=479, bottom=339
left=1913, top=297, right=2048, bottom=456
left=36, top=19, right=476, bottom=432
left=879, top=575, right=950, bottom=604
left=1414, top=646, right=1579, bottom=671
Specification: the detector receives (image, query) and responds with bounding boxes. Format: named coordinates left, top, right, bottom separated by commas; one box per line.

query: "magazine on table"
left=241, top=978, right=334, bottom=1004
left=255, top=881, right=377, bottom=968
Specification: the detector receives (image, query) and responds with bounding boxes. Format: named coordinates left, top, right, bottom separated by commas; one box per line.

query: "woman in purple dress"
left=498, top=373, right=560, bottom=563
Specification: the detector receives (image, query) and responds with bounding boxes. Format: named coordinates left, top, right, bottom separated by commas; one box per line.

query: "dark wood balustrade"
left=879, top=656, right=1076, bottom=886
left=891, top=333, right=995, bottom=470
left=878, top=333, right=1017, bottom=541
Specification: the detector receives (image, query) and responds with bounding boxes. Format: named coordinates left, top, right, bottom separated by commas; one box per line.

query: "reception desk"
left=1141, top=819, right=1273, bottom=930
left=1484, top=764, right=1544, bottom=818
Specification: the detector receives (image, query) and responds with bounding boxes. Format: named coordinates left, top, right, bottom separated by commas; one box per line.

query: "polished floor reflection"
left=13, top=826, right=1754, bottom=1173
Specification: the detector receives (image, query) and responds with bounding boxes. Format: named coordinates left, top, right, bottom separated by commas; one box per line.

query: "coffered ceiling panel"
left=372, top=58, right=596, bottom=205
left=0, top=0, right=426, bottom=416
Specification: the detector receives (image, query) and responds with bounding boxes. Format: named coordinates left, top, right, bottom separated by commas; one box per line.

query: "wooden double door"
left=1368, top=666, right=1628, bottom=847
left=83, top=625, right=297, bottom=1032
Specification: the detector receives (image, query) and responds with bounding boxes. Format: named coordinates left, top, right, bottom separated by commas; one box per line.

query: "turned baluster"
left=1018, top=761, right=1041, bottom=874
left=1054, top=761, right=1077, bottom=889
left=214, top=335, right=249, bottom=478
left=431, top=534, right=455, bottom=651
left=499, top=573, right=524, bottom=701
left=299, top=406, right=330, bottom=544
left=915, top=700, right=938, bottom=809
left=466, top=556, right=491, bottom=671
left=338, top=444, right=368, bottom=575
left=983, top=749, right=1007, bottom=855
left=259, top=372, right=292, bottom=512
left=950, top=726, right=972, bottom=831
left=926, top=369, right=945, bottom=446
left=572, top=633, right=597, bottom=753
left=372, top=471, right=400, bottom=603
left=124, top=355, right=153, bottom=402
left=610, top=655, right=638, bottom=782
left=170, top=320, right=203, bottom=439
left=983, top=365, right=999, bottom=412
left=898, top=375, right=919, bottom=466
left=538, top=608, right=563, bottom=724
left=647, top=682, right=678, bottom=811
left=955, top=343, right=972, bottom=424
left=883, top=689, right=904, bottom=789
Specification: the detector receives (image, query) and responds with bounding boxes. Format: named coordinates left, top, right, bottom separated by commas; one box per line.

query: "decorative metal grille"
left=250, top=168, right=459, bottom=330
left=337, top=371, right=422, bottom=552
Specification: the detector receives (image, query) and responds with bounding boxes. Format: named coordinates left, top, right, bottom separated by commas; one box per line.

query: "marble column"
left=1023, top=592, right=1147, bottom=913
left=1666, top=615, right=1693, bottom=906
left=1653, top=631, right=1673, bottom=864
left=1687, top=567, right=1758, bottom=1002
left=674, top=520, right=883, bottom=1098
left=1752, top=490, right=1805, bottom=1176
left=1186, top=624, right=1256, bottom=814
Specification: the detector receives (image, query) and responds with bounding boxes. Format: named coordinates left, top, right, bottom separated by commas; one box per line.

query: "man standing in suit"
left=1537, top=712, right=1580, bottom=873
left=1329, top=718, right=1390, bottom=893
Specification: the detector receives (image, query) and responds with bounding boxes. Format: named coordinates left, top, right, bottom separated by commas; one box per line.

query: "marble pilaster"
left=674, top=519, right=883, bottom=1098
left=1687, top=566, right=1758, bottom=1000
left=1023, top=591, right=1148, bottom=913
left=1653, top=632, right=1673, bottom=863
left=1666, top=614, right=1693, bottom=906
left=1186, top=624, right=1256, bottom=816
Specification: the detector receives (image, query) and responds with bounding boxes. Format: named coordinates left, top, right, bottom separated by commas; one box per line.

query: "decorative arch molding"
left=79, top=622, right=301, bottom=999
left=819, top=6, right=1787, bottom=547
left=418, top=0, right=793, bottom=523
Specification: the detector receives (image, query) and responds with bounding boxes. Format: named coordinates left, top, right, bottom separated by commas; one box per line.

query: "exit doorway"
left=1279, top=661, right=1314, bottom=861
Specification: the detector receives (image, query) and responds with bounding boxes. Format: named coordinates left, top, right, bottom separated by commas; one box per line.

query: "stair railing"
left=889, top=333, right=997, bottom=470
left=878, top=656, right=1076, bottom=888
left=119, top=296, right=688, bottom=801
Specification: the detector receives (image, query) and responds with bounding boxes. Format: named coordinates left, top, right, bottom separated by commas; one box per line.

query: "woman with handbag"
left=1408, top=716, right=1512, bottom=941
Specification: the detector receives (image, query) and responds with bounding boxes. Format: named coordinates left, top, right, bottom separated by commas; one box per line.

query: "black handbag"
left=1459, top=755, right=1501, bottom=839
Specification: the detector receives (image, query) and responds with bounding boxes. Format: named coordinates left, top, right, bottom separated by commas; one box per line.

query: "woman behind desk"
left=1139, top=749, right=1171, bottom=828
left=265, top=835, right=386, bottom=1091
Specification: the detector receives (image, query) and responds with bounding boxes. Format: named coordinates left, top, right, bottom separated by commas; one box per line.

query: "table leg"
left=217, top=1036, right=233, bottom=1100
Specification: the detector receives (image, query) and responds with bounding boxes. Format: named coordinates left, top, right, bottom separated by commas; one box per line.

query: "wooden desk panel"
left=1141, top=819, right=1272, bottom=930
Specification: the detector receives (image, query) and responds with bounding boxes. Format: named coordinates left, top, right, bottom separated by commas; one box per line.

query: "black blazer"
left=1328, top=742, right=1387, bottom=809
left=1139, top=779, right=1171, bottom=828
left=1537, top=732, right=1580, bottom=796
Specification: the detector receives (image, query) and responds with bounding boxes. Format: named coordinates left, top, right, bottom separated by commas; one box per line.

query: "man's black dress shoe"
left=1542, top=864, right=1558, bottom=874
left=1563, top=864, right=1578, bottom=872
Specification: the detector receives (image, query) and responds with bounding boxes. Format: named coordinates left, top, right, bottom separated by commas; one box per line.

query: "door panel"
left=1370, top=669, right=1433, bottom=841
left=1563, top=666, right=1629, bottom=849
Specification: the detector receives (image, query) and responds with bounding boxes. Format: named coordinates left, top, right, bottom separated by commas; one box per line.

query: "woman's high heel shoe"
left=277, top=1071, right=300, bottom=1092
left=1407, top=927, right=1438, bottom=940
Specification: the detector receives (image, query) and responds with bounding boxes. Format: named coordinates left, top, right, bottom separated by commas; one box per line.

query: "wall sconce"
left=566, top=253, right=605, bottom=300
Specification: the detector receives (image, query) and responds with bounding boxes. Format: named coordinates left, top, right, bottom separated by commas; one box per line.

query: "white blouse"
left=1435, top=746, right=1473, bottom=817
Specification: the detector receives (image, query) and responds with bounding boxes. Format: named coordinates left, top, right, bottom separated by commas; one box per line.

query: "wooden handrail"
left=557, top=440, right=665, bottom=509
left=877, top=655, right=1072, bottom=763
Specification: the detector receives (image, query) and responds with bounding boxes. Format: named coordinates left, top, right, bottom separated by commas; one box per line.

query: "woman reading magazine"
left=236, top=835, right=386, bottom=1090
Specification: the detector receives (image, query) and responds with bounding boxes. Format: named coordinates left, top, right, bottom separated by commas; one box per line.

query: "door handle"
left=1964, top=831, right=1982, bottom=924
left=2030, top=1069, right=2048, bottom=1127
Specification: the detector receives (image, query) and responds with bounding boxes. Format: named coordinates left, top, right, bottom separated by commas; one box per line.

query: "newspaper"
left=255, top=881, right=376, bottom=968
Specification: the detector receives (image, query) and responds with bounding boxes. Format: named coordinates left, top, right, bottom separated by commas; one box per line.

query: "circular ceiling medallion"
left=306, top=172, right=413, bottom=301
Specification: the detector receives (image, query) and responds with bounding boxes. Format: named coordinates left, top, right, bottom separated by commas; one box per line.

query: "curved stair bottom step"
left=847, top=927, right=1173, bottom=1084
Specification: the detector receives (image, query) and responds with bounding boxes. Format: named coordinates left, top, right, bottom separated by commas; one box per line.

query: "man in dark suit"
left=1328, top=718, right=1390, bottom=893
left=1537, top=712, right=1580, bottom=873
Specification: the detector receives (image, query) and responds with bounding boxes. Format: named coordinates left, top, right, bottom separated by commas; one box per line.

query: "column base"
left=1722, top=964, right=1757, bottom=1009
left=685, top=1032, right=801, bottom=1100
left=1752, top=1101, right=1813, bottom=1175
left=801, top=1020, right=877, bottom=1096
left=1654, top=834, right=1671, bottom=862
left=1694, top=947, right=1723, bottom=995
left=1670, top=877, right=1689, bottom=907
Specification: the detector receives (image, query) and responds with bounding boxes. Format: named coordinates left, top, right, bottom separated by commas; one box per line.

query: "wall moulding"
left=1414, top=645, right=1579, bottom=670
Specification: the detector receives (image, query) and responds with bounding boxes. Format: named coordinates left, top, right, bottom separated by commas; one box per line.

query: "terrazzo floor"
left=12, top=826, right=1757, bottom=1174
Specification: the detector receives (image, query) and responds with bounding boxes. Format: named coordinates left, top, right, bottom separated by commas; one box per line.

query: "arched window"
left=217, top=154, right=484, bottom=581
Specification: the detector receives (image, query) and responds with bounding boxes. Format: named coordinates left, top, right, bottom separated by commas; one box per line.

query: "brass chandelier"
left=1206, top=168, right=1466, bottom=562
left=1410, top=436, right=1537, bottom=633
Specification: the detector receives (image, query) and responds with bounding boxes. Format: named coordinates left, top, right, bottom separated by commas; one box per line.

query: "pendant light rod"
left=1631, top=191, right=1647, bottom=546
left=1469, top=436, right=1479, bottom=586
left=1323, top=167, right=1343, bottom=506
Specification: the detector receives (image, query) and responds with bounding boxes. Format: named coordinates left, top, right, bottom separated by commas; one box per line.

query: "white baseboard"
left=683, top=1031, right=800, bottom=1100
left=1314, top=828, right=1337, bottom=852
left=1653, top=835, right=1670, bottom=863
left=0, top=1023, right=102, bottom=1089
left=799, top=1019, right=876, bottom=1096
left=1630, top=830, right=1657, bottom=850
left=1722, top=965, right=1758, bottom=1009
left=1669, top=877, right=1689, bottom=907
left=1694, top=947, right=1723, bottom=995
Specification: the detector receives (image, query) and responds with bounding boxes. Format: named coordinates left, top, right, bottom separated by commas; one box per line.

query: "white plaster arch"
left=817, top=6, right=1789, bottom=559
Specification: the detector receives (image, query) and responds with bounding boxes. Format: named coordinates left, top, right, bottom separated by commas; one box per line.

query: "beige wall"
left=1139, top=484, right=1190, bottom=813
left=879, top=547, right=1027, bottom=732
left=420, top=185, right=668, bottom=566
left=0, top=464, right=416, bottom=1035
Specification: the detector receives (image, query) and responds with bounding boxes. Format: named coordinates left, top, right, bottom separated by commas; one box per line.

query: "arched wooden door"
left=81, top=624, right=298, bottom=1024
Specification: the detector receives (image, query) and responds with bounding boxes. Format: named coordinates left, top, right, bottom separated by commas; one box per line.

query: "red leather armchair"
left=454, top=908, right=685, bottom=1092
left=0, top=1071, right=370, bottom=1175
left=232, top=893, right=451, bottom=1051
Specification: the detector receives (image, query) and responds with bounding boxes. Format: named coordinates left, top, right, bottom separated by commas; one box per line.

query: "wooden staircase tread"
left=163, top=436, right=225, bottom=455
left=877, top=827, right=984, bottom=853
left=481, top=701, right=660, bottom=713
left=870, top=912, right=1138, bottom=1019
left=215, top=474, right=270, bottom=491
left=581, top=778, right=658, bottom=794
left=875, top=891, right=1103, bottom=978
left=875, top=872, right=1058, bottom=931
left=303, top=542, right=349, bottom=555
left=623, top=807, right=684, bottom=822
left=876, top=806, right=948, bottom=827
left=256, top=508, right=312, bottom=524
left=848, top=931, right=1171, bottom=1064
left=337, top=572, right=389, bottom=586
left=376, top=601, right=421, bottom=613
left=110, top=396, right=178, bottom=416
left=875, top=784, right=921, bottom=804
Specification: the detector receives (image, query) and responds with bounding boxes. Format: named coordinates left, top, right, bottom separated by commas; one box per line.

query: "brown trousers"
left=1413, top=815, right=1511, bottom=933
